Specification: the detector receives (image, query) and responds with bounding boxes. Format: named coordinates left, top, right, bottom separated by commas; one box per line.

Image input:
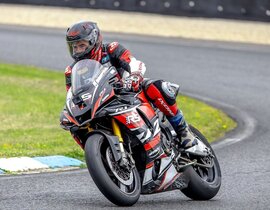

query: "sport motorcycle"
left=62, top=59, right=221, bottom=206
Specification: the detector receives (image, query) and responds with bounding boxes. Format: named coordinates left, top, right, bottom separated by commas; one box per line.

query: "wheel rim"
left=188, top=131, right=218, bottom=183
left=194, top=154, right=217, bottom=183
left=103, top=146, right=137, bottom=194
left=106, top=148, right=134, bottom=185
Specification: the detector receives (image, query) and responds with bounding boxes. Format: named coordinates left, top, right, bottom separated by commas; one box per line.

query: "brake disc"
left=106, top=148, right=134, bottom=185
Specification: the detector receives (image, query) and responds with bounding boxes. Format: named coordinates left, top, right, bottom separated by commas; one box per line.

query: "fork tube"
left=112, top=119, right=126, bottom=155
left=112, top=118, right=124, bottom=143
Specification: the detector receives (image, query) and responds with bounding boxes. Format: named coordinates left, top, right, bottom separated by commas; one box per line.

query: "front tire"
left=181, top=125, right=221, bottom=200
left=84, top=134, right=141, bottom=206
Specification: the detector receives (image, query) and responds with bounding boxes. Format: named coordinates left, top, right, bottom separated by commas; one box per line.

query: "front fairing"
left=66, top=59, right=117, bottom=125
left=66, top=84, right=96, bottom=125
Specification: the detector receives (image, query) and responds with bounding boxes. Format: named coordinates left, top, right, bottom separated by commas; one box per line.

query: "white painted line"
left=0, top=157, right=49, bottom=172
left=185, top=92, right=257, bottom=149
left=212, top=108, right=256, bottom=149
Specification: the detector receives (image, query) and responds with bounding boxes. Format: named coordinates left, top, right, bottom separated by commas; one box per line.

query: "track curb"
left=0, top=155, right=85, bottom=175
left=186, top=92, right=256, bottom=150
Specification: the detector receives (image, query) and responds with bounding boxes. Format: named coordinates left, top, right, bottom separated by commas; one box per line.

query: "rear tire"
left=84, top=134, right=141, bottom=206
left=181, top=125, right=221, bottom=200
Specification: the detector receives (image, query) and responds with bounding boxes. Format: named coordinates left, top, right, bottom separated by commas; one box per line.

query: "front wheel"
left=84, top=134, right=141, bottom=206
left=181, top=125, right=221, bottom=200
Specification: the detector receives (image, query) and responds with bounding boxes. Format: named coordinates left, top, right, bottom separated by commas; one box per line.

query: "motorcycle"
left=62, top=59, right=221, bottom=206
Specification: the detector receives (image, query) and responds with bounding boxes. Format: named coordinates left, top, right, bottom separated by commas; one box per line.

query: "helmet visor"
left=67, top=29, right=98, bottom=60
left=67, top=39, right=93, bottom=60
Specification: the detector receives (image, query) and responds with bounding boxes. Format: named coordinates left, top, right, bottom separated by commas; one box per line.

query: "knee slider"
left=154, top=80, right=179, bottom=101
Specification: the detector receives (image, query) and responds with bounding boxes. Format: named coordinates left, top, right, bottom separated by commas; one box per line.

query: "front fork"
left=112, top=119, right=135, bottom=167
left=112, top=118, right=129, bottom=165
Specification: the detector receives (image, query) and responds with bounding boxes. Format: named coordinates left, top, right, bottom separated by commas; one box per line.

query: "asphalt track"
left=0, top=24, right=270, bottom=210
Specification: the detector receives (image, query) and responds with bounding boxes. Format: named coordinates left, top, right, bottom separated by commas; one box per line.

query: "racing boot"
left=168, top=110, right=198, bottom=149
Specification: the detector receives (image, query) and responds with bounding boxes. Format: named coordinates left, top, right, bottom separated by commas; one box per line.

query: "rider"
left=60, top=21, right=198, bottom=150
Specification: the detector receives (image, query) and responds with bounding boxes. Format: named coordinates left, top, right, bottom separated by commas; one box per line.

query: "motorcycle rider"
left=60, top=21, right=198, bottom=150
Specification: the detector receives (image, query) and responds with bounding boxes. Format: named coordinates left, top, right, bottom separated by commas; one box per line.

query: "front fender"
left=86, top=130, right=122, bottom=162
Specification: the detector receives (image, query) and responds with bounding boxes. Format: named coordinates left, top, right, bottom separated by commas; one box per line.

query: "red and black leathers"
left=61, top=42, right=190, bottom=147
left=144, top=80, right=178, bottom=117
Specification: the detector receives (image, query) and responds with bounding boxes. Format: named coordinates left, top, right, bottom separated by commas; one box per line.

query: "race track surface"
left=0, top=25, right=270, bottom=210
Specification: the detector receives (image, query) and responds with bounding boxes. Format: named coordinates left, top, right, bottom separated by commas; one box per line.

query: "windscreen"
left=71, top=59, right=103, bottom=95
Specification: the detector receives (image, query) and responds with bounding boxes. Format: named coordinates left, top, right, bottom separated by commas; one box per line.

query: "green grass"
left=178, top=96, right=236, bottom=142
left=0, top=63, right=236, bottom=160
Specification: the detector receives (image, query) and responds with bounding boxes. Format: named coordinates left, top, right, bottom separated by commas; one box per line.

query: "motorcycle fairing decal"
left=148, top=147, right=161, bottom=159
left=66, top=89, right=75, bottom=116
left=109, top=105, right=140, bottom=116
left=146, top=161, right=154, bottom=169
left=142, top=151, right=180, bottom=190
left=81, top=92, right=92, bottom=101
left=91, top=89, right=105, bottom=118
left=152, top=118, right=160, bottom=137
left=114, top=111, right=145, bottom=130
left=102, top=88, right=115, bottom=104
left=126, top=111, right=140, bottom=124
left=135, top=131, right=145, bottom=140
left=139, top=128, right=152, bottom=143
left=63, top=112, right=79, bottom=126
left=91, top=87, right=114, bottom=119
left=72, top=134, right=84, bottom=149
left=142, top=166, right=154, bottom=185
left=101, top=92, right=111, bottom=103
left=144, top=133, right=161, bottom=151
left=100, top=97, right=130, bottom=113
left=158, top=152, right=174, bottom=177
left=156, top=164, right=180, bottom=192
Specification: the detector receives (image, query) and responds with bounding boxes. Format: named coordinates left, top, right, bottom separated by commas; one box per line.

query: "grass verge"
left=0, top=63, right=236, bottom=160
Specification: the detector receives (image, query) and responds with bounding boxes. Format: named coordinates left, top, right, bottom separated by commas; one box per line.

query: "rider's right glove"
left=122, top=72, right=143, bottom=92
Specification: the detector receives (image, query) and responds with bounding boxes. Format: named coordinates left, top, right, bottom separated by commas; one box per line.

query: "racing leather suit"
left=60, top=42, right=190, bottom=148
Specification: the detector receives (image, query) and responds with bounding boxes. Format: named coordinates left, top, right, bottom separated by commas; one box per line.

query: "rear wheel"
left=181, top=125, right=221, bottom=200
left=84, top=134, right=141, bottom=206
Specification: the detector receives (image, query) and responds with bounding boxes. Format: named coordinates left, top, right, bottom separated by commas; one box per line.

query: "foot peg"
left=184, top=139, right=210, bottom=157
left=175, top=155, right=197, bottom=172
